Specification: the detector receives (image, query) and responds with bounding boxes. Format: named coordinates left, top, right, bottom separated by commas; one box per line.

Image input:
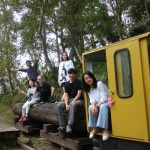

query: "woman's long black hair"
left=82, top=71, right=97, bottom=93
left=28, top=80, right=35, bottom=88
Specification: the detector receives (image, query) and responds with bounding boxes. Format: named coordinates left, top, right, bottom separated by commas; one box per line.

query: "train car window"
left=114, top=48, right=133, bottom=98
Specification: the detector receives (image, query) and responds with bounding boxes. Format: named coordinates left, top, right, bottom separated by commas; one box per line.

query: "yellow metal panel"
left=106, top=40, right=149, bottom=140
left=82, top=55, right=90, bottom=132
left=139, top=37, right=150, bottom=139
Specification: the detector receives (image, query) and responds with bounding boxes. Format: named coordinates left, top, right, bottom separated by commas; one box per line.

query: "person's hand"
left=92, top=106, right=98, bottom=116
left=38, top=51, right=42, bottom=55
left=92, top=111, right=98, bottom=116
left=66, top=104, right=70, bottom=111
left=10, top=67, right=14, bottom=72
left=20, top=90, right=25, bottom=94
left=37, top=92, right=40, bottom=95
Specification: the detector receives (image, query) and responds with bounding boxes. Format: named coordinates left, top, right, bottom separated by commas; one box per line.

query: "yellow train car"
left=82, top=32, right=150, bottom=149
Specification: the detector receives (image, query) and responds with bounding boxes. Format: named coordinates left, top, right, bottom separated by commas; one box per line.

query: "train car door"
left=106, top=39, right=149, bottom=140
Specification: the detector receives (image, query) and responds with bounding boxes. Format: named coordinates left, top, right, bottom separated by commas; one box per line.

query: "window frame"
left=114, top=48, right=133, bottom=98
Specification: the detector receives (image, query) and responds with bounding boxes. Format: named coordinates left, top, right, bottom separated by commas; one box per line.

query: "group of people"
left=10, top=52, right=110, bottom=141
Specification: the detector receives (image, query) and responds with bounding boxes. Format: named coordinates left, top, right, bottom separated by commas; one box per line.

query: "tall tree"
left=128, top=0, right=150, bottom=36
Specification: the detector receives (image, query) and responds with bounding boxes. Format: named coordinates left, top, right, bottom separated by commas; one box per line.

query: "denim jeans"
left=57, top=98, right=83, bottom=126
left=88, top=103, right=110, bottom=129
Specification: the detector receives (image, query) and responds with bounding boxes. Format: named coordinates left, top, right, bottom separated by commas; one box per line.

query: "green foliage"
left=128, top=0, right=150, bottom=36
left=93, top=62, right=107, bottom=81
left=1, top=0, right=150, bottom=97
left=0, top=104, right=14, bottom=124
left=0, top=90, right=26, bottom=106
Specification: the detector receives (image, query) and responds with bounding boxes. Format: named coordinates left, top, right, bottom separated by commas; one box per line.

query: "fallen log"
left=12, top=103, right=86, bottom=130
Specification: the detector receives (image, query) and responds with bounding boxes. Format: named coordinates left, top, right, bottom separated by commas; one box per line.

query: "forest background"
left=0, top=0, right=150, bottom=105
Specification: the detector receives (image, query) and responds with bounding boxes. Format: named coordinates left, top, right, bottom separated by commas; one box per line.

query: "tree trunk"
left=12, top=103, right=86, bottom=130
left=38, top=0, right=54, bottom=76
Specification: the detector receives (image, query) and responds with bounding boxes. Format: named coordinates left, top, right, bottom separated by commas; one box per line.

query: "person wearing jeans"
left=82, top=71, right=110, bottom=141
left=57, top=68, right=83, bottom=133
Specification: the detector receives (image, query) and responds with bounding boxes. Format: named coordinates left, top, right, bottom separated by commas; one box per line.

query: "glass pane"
left=115, top=49, right=132, bottom=98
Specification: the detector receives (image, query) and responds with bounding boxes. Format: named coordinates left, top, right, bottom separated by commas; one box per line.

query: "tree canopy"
left=0, top=0, right=150, bottom=96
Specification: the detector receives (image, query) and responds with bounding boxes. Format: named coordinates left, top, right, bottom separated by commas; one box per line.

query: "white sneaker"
left=66, top=124, right=72, bottom=133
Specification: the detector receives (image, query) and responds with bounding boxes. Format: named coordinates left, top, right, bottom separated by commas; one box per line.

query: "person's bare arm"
left=36, top=51, right=42, bottom=60
left=69, top=90, right=82, bottom=105
left=34, top=87, right=37, bottom=94
left=10, top=68, right=19, bottom=72
left=64, top=93, right=70, bottom=111
left=51, top=87, right=55, bottom=96
left=20, top=90, right=29, bottom=97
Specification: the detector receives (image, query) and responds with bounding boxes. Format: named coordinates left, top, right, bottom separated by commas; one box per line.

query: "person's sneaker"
left=22, top=116, right=28, bottom=121
left=40, top=101, right=44, bottom=104
left=66, top=124, right=72, bottom=133
left=19, top=117, right=24, bottom=122
left=57, top=126, right=66, bottom=130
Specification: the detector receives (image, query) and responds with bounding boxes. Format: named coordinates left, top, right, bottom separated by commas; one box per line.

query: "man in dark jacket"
left=10, top=51, right=41, bottom=81
left=36, top=75, right=55, bottom=103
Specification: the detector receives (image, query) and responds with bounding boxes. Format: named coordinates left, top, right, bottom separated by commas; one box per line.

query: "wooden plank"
left=0, top=132, right=20, bottom=139
left=14, top=121, right=43, bottom=133
left=20, top=120, right=43, bottom=126
left=43, top=124, right=57, bottom=133
left=18, top=143, right=35, bottom=150
left=0, top=124, right=19, bottom=132
left=15, top=123, right=32, bottom=133
left=40, top=130, right=92, bottom=150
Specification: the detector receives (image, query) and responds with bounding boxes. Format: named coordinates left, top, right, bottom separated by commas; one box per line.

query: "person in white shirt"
left=82, top=71, right=110, bottom=141
left=58, top=52, right=74, bottom=101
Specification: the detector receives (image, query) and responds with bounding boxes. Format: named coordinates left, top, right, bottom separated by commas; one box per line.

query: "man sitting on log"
left=57, top=68, right=83, bottom=133
left=36, top=75, right=56, bottom=103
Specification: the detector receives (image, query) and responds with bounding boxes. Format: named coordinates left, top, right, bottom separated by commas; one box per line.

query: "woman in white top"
left=58, top=52, right=74, bottom=101
left=19, top=80, right=40, bottom=121
left=82, top=71, right=110, bottom=141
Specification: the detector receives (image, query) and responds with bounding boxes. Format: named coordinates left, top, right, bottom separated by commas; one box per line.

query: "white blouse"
left=88, top=81, right=109, bottom=104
